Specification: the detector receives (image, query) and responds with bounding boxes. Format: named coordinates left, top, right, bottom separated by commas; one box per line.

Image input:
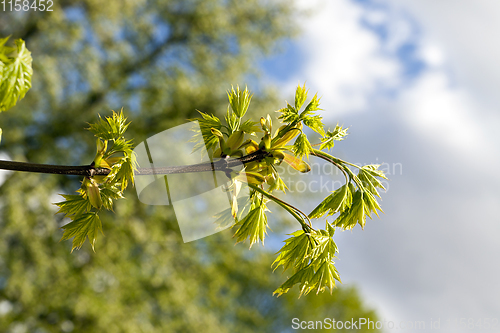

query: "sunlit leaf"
left=60, top=213, right=103, bottom=252
left=293, top=133, right=313, bottom=159
left=0, top=39, right=33, bottom=112
left=302, top=114, right=325, bottom=136
left=55, top=194, right=91, bottom=217
left=277, top=103, right=299, bottom=124
left=302, top=93, right=322, bottom=114
left=294, top=82, right=308, bottom=111
left=87, top=110, right=130, bottom=140
left=239, top=119, right=261, bottom=135
left=309, top=184, right=352, bottom=218
left=233, top=203, right=269, bottom=248
left=272, top=230, right=313, bottom=272
left=319, top=125, right=348, bottom=151
left=227, top=85, right=252, bottom=118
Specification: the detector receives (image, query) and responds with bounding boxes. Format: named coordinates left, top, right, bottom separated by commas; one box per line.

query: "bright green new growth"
left=0, top=36, right=33, bottom=112
left=190, top=84, right=388, bottom=296
left=0, top=37, right=33, bottom=141
left=57, top=110, right=137, bottom=252
left=0, top=37, right=388, bottom=296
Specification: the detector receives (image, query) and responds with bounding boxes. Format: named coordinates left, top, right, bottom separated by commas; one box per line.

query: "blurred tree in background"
left=0, top=1, right=380, bottom=331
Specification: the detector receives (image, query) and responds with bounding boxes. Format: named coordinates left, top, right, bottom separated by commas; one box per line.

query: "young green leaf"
left=87, top=110, right=130, bottom=140
left=272, top=230, right=314, bottom=272
left=358, top=164, right=388, bottom=197
left=189, top=111, right=222, bottom=153
left=0, top=38, right=33, bottom=112
left=293, top=133, right=313, bottom=159
left=239, top=119, right=261, bottom=135
left=60, top=212, right=103, bottom=252
left=105, top=154, right=136, bottom=192
left=233, top=203, right=269, bottom=248
left=334, top=190, right=365, bottom=230
left=302, top=114, right=325, bottom=136
left=55, top=194, right=92, bottom=217
left=225, top=106, right=239, bottom=133
left=295, top=83, right=308, bottom=111
left=267, top=171, right=289, bottom=193
left=273, top=264, right=316, bottom=297
left=308, top=260, right=341, bottom=295
left=277, top=103, right=299, bottom=124
left=309, top=229, right=339, bottom=264
left=309, top=184, right=352, bottom=218
left=227, top=85, right=252, bottom=118
left=319, top=125, right=348, bottom=151
left=302, top=93, right=322, bottom=114
left=99, top=182, right=124, bottom=211
left=334, top=190, right=383, bottom=230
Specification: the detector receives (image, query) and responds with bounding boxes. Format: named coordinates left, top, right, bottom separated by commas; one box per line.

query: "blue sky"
left=258, top=0, right=500, bottom=332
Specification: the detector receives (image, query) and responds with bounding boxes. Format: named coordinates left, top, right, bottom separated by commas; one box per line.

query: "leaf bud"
left=226, top=130, right=244, bottom=151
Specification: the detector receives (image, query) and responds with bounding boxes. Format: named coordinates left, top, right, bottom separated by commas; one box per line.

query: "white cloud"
left=399, top=70, right=486, bottom=153
left=417, top=42, right=444, bottom=68
left=384, top=0, right=500, bottom=109
left=288, top=0, right=401, bottom=113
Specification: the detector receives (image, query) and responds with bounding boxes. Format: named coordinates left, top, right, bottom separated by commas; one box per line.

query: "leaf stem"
left=248, top=183, right=314, bottom=233
left=310, top=149, right=350, bottom=184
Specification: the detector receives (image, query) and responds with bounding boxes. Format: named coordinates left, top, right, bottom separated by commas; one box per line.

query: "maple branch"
left=0, top=150, right=272, bottom=177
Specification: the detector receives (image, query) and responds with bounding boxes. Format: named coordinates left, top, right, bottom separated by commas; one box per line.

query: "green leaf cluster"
left=57, top=110, right=135, bottom=251
left=0, top=37, right=33, bottom=112
left=187, top=84, right=388, bottom=296
left=319, top=124, right=349, bottom=151
left=309, top=183, right=354, bottom=218
left=227, top=85, right=253, bottom=118
left=190, top=111, right=223, bottom=153
left=233, top=199, right=269, bottom=248
left=51, top=83, right=387, bottom=297
left=309, top=158, right=387, bottom=231
left=276, top=84, right=326, bottom=158
left=273, top=222, right=341, bottom=297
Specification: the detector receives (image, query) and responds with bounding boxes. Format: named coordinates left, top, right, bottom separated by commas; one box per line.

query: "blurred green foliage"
left=0, top=1, right=381, bottom=331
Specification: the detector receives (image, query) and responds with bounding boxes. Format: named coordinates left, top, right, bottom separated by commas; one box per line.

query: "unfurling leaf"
left=303, top=93, right=322, bottom=114
left=273, top=223, right=341, bottom=297
left=87, top=110, right=130, bottom=140
left=309, top=184, right=353, bottom=218
left=189, top=111, right=222, bottom=153
left=55, top=194, right=92, bottom=217
left=302, top=114, right=325, bottom=136
left=357, top=164, right=388, bottom=197
left=233, top=203, right=269, bottom=248
left=277, top=103, right=299, bottom=124
left=293, top=133, right=313, bottom=159
left=0, top=38, right=33, bottom=112
left=334, top=190, right=383, bottom=230
left=272, top=230, right=313, bottom=272
left=319, top=125, right=348, bottom=151
left=272, top=123, right=302, bottom=148
left=239, top=119, right=261, bottom=135
left=226, top=130, right=244, bottom=151
left=61, top=213, right=103, bottom=252
left=295, top=82, right=308, bottom=111
left=83, top=178, right=102, bottom=210
left=227, top=85, right=252, bottom=118
left=273, top=264, right=316, bottom=297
